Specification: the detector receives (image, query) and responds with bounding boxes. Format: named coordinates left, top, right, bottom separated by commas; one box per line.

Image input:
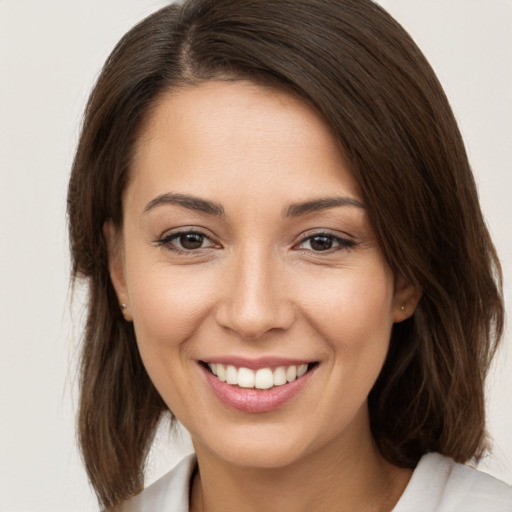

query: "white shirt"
left=120, top=452, right=512, bottom=511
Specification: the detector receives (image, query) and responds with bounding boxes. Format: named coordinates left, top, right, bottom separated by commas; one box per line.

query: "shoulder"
left=118, top=454, right=197, bottom=512
left=393, top=452, right=512, bottom=512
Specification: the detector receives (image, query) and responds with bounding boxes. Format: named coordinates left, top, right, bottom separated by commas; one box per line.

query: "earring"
left=400, top=305, right=405, bottom=311
left=119, top=303, right=133, bottom=322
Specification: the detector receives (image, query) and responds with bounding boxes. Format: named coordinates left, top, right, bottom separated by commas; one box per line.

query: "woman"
left=67, top=0, right=511, bottom=510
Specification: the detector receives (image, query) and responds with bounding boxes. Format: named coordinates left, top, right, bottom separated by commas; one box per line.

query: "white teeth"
left=238, top=367, right=255, bottom=388
left=273, top=366, right=287, bottom=386
left=286, top=365, right=297, bottom=382
left=216, top=364, right=226, bottom=382
left=255, top=368, right=274, bottom=390
left=226, top=365, right=238, bottom=385
left=297, top=364, right=308, bottom=377
left=207, top=363, right=310, bottom=389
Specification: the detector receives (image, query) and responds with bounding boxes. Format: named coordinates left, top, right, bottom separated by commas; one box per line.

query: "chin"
left=191, top=419, right=334, bottom=470
left=210, top=441, right=309, bottom=469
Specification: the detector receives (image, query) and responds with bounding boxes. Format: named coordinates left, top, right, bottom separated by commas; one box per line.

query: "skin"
left=106, top=80, right=421, bottom=512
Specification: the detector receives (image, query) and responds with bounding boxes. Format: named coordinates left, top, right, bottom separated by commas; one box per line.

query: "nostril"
left=215, top=301, right=295, bottom=340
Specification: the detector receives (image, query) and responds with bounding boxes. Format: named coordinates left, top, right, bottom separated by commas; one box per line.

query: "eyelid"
left=152, top=226, right=220, bottom=252
left=293, top=229, right=357, bottom=251
left=155, top=226, right=210, bottom=241
left=151, top=226, right=355, bottom=254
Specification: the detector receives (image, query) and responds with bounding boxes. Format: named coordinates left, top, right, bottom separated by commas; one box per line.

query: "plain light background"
left=0, top=1, right=510, bottom=511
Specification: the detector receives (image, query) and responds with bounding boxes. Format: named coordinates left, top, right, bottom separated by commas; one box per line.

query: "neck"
left=190, top=413, right=411, bottom=512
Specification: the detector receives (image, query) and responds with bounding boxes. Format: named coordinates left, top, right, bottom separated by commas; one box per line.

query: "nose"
left=215, top=248, right=295, bottom=339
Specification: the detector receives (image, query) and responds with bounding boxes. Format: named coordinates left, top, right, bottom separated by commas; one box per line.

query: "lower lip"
left=200, top=364, right=316, bottom=413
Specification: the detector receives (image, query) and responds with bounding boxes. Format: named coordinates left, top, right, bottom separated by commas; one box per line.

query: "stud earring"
left=400, top=305, right=405, bottom=311
left=120, top=303, right=127, bottom=311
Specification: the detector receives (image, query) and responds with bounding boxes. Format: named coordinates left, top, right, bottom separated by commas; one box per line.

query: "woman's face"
left=108, top=81, right=414, bottom=469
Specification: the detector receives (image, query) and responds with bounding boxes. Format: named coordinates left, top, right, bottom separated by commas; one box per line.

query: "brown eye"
left=309, top=235, right=333, bottom=251
left=179, top=233, right=205, bottom=250
left=296, top=232, right=356, bottom=253
left=155, top=230, right=217, bottom=252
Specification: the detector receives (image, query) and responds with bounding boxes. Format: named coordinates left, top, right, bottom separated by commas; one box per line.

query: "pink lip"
left=199, top=362, right=317, bottom=414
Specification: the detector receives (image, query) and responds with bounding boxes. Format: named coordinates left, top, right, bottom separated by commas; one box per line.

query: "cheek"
left=299, top=264, right=395, bottom=342
left=296, top=262, right=395, bottom=401
left=126, top=257, right=217, bottom=354
left=124, top=262, right=219, bottom=411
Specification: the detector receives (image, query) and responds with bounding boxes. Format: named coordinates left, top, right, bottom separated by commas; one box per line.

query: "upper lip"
left=200, top=356, right=316, bottom=370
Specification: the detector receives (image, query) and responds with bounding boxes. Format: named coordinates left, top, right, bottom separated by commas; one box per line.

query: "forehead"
left=128, top=80, right=362, bottom=210
left=142, top=79, right=328, bottom=130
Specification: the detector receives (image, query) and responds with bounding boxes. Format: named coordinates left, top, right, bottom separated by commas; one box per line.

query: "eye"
left=154, top=230, right=217, bottom=252
left=296, top=233, right=355, bottom=252
left=174, top=232, right=209, bottom=250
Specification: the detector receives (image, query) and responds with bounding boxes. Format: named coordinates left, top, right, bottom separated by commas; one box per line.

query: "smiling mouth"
left=201, top=362, right=318, bottom=390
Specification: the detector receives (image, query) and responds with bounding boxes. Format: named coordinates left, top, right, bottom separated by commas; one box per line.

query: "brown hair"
left=67, top=0, right=504, bottom=508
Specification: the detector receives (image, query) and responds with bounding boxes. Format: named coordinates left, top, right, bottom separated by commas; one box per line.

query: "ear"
left=103, top=221, right=132, bottom=322
left=392, top=275, right=422, bottom=323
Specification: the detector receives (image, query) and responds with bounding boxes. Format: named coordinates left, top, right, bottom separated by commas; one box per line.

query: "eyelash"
left=153, top=229, right=218, bottom=254
left=294, top=231, right=356, bottom=253
left=153, top=229, right=356, bottom=255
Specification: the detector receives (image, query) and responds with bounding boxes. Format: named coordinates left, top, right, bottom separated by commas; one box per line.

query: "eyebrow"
left=143, top=193, right=225, bottom=216
left=283, top=196, right=365, bottom=217
left=143, top=193, right=364, bottom=218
